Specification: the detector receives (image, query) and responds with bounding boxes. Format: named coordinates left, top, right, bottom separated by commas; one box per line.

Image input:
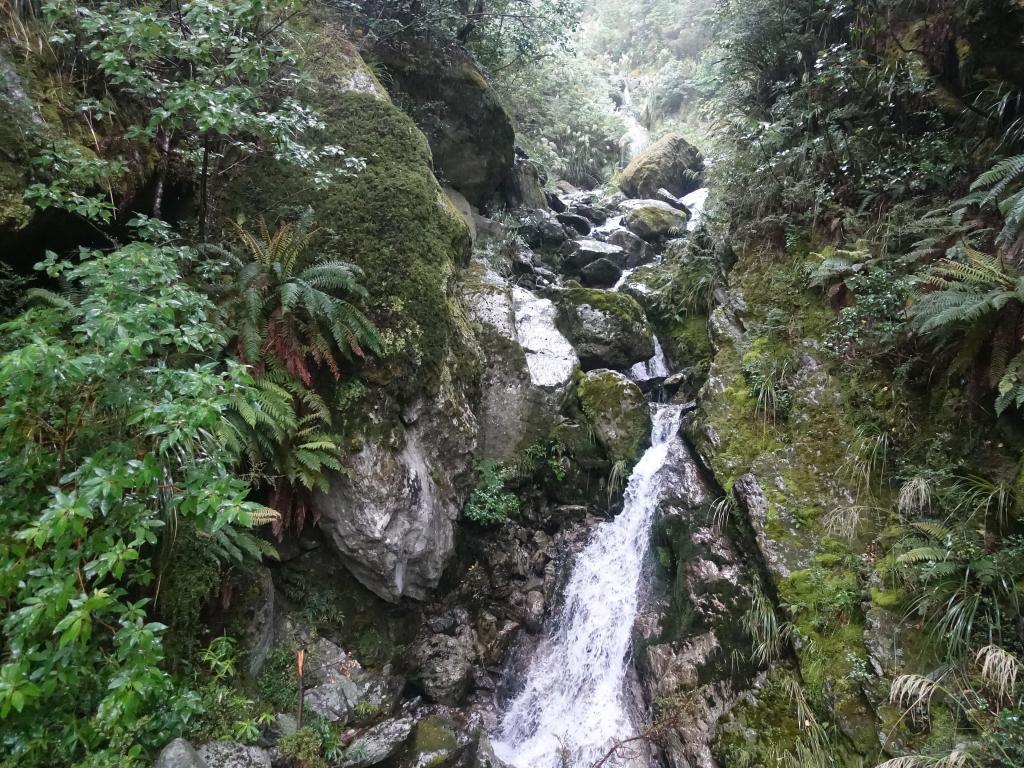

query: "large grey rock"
left=196, top=742, right=271, bottom=768
left=303, top=637, right=401, bottom=723
left=621, top=200, right=688, bottom=241
left=579, top=258, right=623, bottom=288
left=577, top=370, right=652, bottom=464
left=313, top=384, right=477, bottom=602
left=410, top=620, right=478, bottom=705
left=556, top=288, right=654, bottom=370
left=619, top=132, right=703, bottom=199
left=563, top=239, right=627, bottom=273
left=155, top=739, right=207, bottom=768
left=461, top=265, right=578, bottom=461
left=603, top=227, right=648, bottom=265
left=342, top=717, right=416, bottom=768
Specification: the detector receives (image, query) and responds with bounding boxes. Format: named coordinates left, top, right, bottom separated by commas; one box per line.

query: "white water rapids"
left=492, top=404, right=685, bottom=768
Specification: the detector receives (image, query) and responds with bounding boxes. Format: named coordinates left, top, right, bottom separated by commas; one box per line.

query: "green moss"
left=870, top=586, right=904, bottom=610
left=577, top=370, right=651, bottom=464
left=220, top=34, right=471, bottom=397
left=561, top=285, right=647, bottom=325
left=714, top=669, right=805, bottom=767
left=279, top=727, right=327, bottom=768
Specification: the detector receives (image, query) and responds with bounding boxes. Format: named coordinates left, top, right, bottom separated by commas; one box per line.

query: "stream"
left=492, top=404, right=686, bottom=768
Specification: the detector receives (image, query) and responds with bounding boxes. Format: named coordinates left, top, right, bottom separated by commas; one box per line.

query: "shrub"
left=463, top=461, right=519, bottom=526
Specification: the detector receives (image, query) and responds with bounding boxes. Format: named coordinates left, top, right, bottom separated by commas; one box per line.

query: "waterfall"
left=492, top=404, right=685, bottom=768
left=629, top=336, right=669, bottom=383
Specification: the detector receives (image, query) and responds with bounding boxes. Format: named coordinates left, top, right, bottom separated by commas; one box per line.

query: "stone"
left=619, top=132, right=703, bottom=199
left=556, top=212, right=592, bottom=236
left=579, top=257, right=623, bottom=288
left=556, top=287, right=654, bottom=371
left=571, top=203, right=608, bottom=225
left=577, top=370, right=652, bottom=464
left=522, top=211, right=570, bottom=249
left=443, top=186, right=477, bottom=241
left=410, top=622, right=478, bottom=704
left=302, top=637, right=401, bottom=724
left=399, top=713, right=475, bottom=768
left=341, top=717, right=415, bottom=768
left=733, top=473, right=791, bottom=580
left=562, top=238, right=627, bottom=273
left=603, top=227, right=648, bottom=265
left=461, top=265, right=578, bottom=461
left=155, top=739, right=207, bottom=768
left=621, top=200, right=688, bottom=241
left=196, top=742, right=271, bottom=768
left=312, top=383, right=477, bottom=602
left=546, top=192, right=568, bottom=213
left=655, top=188, right=689, bottom=211
left=500, top=147, right=548, bottom=210
left=523, top=590, right=546, bottom=633
left=372, top=41, right=513, bottom=206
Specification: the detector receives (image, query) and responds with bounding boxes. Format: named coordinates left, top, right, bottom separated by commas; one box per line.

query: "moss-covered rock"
left=555, top=286, right=654, bottom=370
left=621, top=200, right=688, bottom=241
left=577, top=369, right=651, bottom=465
left=220, top=22, right=473, bottom=398
left=372, top=39, right=514, bottom=207
left=619, top=132, right=703, bottom=199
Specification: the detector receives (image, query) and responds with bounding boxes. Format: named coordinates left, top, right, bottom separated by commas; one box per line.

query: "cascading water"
left=492, top=404, right=685, bottom=768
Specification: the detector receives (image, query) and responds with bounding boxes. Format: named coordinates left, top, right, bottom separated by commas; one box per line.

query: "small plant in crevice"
left=742, top=343, right=795, bottom=430
left=463, top=461, right=519, bottom=526
left=742, top=580, right=792, bottom=666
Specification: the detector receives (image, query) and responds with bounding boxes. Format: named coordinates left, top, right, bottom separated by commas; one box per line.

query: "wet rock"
left=571, top=203, right=608, bottom=225
left=313, top=384, right=477, bottom=602
left=556, top=212, right=592, bottom=236
left=656, top=188, right=690, bottom=211
left=604, top=227, right=648, bottom=265
left=563, top=239, right=627, bottom=273
left=522, top=211, right=569, bottom=249
left=733, top=473, right=791, bottom=580
left=523, top=590, right=546, bottom=633
left=410, top=622, right=479, bottom=705
left=577, top=370, right=652, bottom=464
left=555, top=287, right=654, bottom=370
left=619, top=132, right=703, bottom=199
left=621, top=200, right=688, bottom=241
left=472, top=733, right=511, bottom=768
left=579, top=257, right=623, bottom=288
left=546, top=192, right=568, bottom=213
left=341, top=717, right=415, bottom=768
left=155, top=739, right=207, bottom=768
left=196, top=742, right=271, bottom=768
left=395, top=712, right=477, bottom=768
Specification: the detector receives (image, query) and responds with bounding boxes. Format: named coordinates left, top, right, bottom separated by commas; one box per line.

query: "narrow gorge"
left=2, top=3, right=1024, bottom=768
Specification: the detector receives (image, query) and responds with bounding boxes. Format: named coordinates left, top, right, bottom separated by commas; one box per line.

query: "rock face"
left=196, top=742, right=271, bottom=768
left=341, top=717, right=415, bottom=768
left=577, top=370, right=652, bottom=464
left=622, top=200, right=689, bottom=241
left=619, top=132, right=703, bottom=199
left=373, top=41, right=514, bottom=207
left=313, top=385, right=476, bottom=602
left=556, top=287, right=654, bottom=370
left=303, top=637, right=401, bottom=723
left=461, top=264, right=579, bottom=461
left=410, top=610, right=479, bottom=704
left=637, top=440, right=757, bottom=768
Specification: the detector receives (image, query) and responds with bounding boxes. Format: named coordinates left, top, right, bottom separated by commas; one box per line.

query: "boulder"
left=372, top=42, right=514, bottom=206
left=444, top=186, right=477, bottom=241
left=579, top=258, right=623, bottom=288
left=155, top=739, right=207, bottom=768
left=619, top=132, right=703, bottom=199
left=342, top=717, right=416, bottom=768
left=571, top=203, right=608, bottom=225
left=395, top=713, right=476, bottom=768
left=196, top=742, right=271, bottom=768
left=563, top=239, right=627, bottom=273
left=522, top=211, right=570, bottom=249
left=577, top=370, right=652, bottom=464
left=556, top=287, right=654, bottom=370
left=312, top=383, right=477, bottom=602
left=409, top=621, right=478, bottom=705
left=460, top=265, right=578, bottom=461
left=556, top=212, right=592, bottom=236
left=500, top=148, right=548, bottom=210
left=603, top=227, right=648, bottom=265
left=621, top=200, right=688, bottom=241
left=303, top=637, right=401, bottom=723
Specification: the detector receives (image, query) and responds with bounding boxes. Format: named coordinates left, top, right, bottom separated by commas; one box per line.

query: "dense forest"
left=2, top=1, right=1024, bottom=767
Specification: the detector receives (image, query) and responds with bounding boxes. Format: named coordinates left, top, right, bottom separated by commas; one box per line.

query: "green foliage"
left=0, top=238, right=277, bottom=767
left=279, top=727, right=327, bottom=768
left=188, top=637, right=273, bottom=745
left=463, top=461, right=519, bottom=526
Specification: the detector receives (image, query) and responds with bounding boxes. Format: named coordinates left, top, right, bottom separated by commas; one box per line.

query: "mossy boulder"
left=220, top=23, right=473, bottom=397
left=556, top=287, right=654, bottom=370
left=577, top=369, right=651, bottom=464
left=372, top=40, right=514, bottom=207
left=621, top=200, right=688, bottom=241
left=619, top=132, right=703, bottom=199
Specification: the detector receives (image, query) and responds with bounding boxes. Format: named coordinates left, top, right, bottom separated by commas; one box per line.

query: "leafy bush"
left=0, top=239, right=278, bottom=766
left=463, top=461, right=519, bottom=526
